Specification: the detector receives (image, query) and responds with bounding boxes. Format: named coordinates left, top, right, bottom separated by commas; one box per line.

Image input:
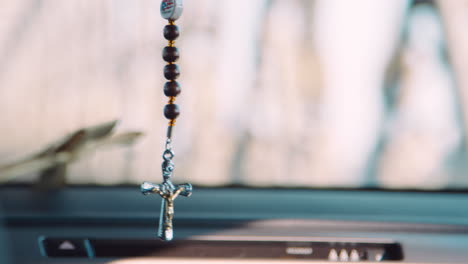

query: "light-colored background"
left=2, top=0, right=468, bottom=189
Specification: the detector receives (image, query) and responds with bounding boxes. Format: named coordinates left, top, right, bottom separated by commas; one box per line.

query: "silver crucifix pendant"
left=141, top=146, right=192, bottom=241
left=141, top=181, right=192, bottom=241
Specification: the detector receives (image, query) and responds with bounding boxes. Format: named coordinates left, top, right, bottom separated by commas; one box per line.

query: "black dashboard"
left=2, top=187, right=468, bottom=263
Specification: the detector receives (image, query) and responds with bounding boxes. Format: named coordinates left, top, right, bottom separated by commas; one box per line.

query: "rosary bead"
left=163, top=25, right=180, bottom=41
left=164, top=64, right=180, bottom=80
left=164, top=104, right=180, bottom=119
left=164, top=81, right=181, bottom=97
left=160, top=0, right=184, bottom=21
left=162, top=46, right=180, bottom=63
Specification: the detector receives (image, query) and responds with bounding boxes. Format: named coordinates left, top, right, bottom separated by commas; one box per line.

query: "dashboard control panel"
left=39, top=237, right=403, bottom=262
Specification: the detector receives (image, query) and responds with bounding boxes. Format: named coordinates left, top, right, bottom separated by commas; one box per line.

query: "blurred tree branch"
left=0, top=120, right=143, bottom=189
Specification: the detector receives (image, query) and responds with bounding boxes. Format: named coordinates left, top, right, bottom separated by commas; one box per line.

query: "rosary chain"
left=163, top=19, right=181, bottom=140
left=139, top=0, right=190, bottom=242
left=161, top=17, right=181, bottom=179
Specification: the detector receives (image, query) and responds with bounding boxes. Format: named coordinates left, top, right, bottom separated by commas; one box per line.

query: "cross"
left=141, top=139, right=191, bottom=241
left=141, top=180, right=192, bottom=241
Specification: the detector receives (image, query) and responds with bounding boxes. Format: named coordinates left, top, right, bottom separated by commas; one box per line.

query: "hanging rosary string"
left=163, top=18, right=181, bottom=141
left=140, top=0, right=192, bottom=242
left=161, top=18, right=181, bottom=175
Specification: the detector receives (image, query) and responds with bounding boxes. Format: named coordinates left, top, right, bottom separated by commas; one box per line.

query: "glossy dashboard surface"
left=1, top=187, right=468, bottom=263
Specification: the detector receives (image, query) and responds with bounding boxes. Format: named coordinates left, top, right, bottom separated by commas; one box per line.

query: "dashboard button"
left=40, top=238, right=88, bottom=258
left=339, top=249, right=349, bottom=261
left=328, top=249, right=339, bottom=261
left=350, top=249, right=360, bottom=261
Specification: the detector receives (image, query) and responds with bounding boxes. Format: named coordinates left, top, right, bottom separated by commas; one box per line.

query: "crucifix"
left=141, top=143, right=192, bottom=241
left=141, top=180, right=192, bottom=241
left=141, top=0, right=191, bottom=242
left=141, top=141, right=192, bottom=241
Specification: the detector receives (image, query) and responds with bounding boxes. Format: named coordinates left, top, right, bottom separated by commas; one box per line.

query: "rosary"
left=140, top=0, right=192, bottom=242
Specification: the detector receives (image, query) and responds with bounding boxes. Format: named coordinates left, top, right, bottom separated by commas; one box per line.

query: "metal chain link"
left=162, top=138, right=175, bottom=180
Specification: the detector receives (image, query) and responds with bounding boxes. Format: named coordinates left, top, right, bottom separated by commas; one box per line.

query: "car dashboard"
left=1, top=186, right=468, bottom=263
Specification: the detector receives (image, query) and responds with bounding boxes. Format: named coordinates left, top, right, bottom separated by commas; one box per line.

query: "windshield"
left=1, top=0, right=467, bottom=190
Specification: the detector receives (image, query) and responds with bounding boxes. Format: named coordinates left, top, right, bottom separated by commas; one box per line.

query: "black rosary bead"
left=164, top=64, right=180, bottom=80
left=163, top=25, right=180, bottom=41
left=162, top=46, right=180, bottom=63
left=164, top=104, right=180, bottom=119
left=164, top=81, right=181, bottom=97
